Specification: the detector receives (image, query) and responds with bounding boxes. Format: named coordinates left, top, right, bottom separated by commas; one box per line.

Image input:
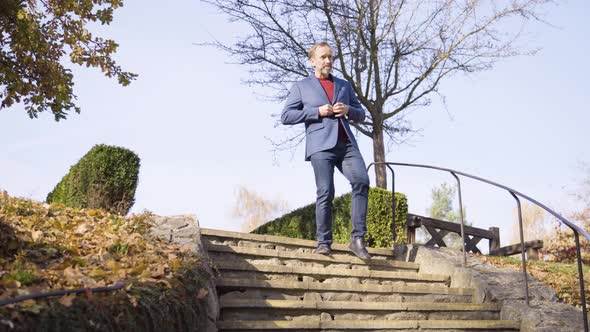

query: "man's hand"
left=333, top=102, right=349, bottom=118
left=318, top=104, right=333, bottom=117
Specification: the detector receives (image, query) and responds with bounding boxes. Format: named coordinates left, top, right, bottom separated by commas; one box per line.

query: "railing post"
left=511, top=192, right=529, bottom=305
left=391, top=166, right=397, bottom=244
left=450, top=172, right=466, bottom=267
left=574, top=231, right=589, bottom=332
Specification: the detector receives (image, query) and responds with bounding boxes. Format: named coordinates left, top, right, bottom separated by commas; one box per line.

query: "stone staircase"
left=201, top=228, right=520, bottom=331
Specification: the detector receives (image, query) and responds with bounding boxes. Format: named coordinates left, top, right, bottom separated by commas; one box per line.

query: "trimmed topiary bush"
left=46, top=144, right=140, bottom=215
left=253, top=187, right=408, bottom=247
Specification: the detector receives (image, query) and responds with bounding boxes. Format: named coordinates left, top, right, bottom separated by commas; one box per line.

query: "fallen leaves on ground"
left=0, top=190, right=199, bottom=314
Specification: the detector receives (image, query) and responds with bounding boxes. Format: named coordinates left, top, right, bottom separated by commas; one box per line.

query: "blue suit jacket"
left=281, top=75, right=366, bottom=161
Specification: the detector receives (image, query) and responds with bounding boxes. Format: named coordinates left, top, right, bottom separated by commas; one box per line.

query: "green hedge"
left=46, top=144, right=140, bottom=215
left=253, top=187, right=408, bottom=247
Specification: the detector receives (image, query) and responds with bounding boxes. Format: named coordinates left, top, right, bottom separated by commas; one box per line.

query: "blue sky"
left=1, top=0, right=588, bottom=247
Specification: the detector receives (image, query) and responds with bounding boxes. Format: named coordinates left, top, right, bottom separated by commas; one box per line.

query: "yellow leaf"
left=170, top=259, right=181, bottom=271
left=129, top=264, right=148, bottom=276
left=31, top=230, right=43, bottom=242
left=150, top=265, right=166, bottom=278
left=63, top=266, right=95, bottom=286
left=74, top=223, right=89, bottom=235
left=105, top=259, right=121, bottom=272
left=58, top=293, right=76, bottom=307
left=139, top=269, right=151, bottom=279
left=89, top=268, right=106, bottom=279
left=2, top=280, right=21, bottom=288
left=157, top=279, right=172, bottom=288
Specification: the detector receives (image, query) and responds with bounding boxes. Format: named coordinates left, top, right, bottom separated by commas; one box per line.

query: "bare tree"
left=511, top=201, right=549, bottom=244
left=231, top=186, right=289, bottom=232
left=203, top=0, right=553, bottom=188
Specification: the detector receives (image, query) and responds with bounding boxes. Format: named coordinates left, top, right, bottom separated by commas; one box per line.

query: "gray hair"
left=308, top=42, right=331, bottom=59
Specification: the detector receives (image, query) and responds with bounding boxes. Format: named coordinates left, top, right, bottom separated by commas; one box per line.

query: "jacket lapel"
left=333, top=77, right=342, bottom=104
left=310, top=75, right=332, bottom=105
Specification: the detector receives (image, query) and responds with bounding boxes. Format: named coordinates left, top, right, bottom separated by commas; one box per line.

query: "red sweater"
left=318, top=77, right=349, bottom=142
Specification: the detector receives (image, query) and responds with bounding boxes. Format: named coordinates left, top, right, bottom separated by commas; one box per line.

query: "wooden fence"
left=406, top=213, right=543, bottom=259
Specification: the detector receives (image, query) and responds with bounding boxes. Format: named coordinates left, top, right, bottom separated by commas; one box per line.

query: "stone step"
left=220, top=299, right=499, bottom=311
left=220, top=299, right=500, bottom=321
left=217, top=319, right=520, bottom=331
left=201, top=227, right=400, bottom=257
left=206, top=244, right=419, bottom=271
left=203, top=228, right=520, bottom=331
left=214, top=261, right=449, bottom=286
left=216, top=278, right=472, bottom=296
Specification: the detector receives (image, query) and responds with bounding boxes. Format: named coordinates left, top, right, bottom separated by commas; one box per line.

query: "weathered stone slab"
left=427, top=310, right=498, bottom=320
left=323, top=277, right=361, bottom=285
left=380, top=280, right=406, bottom=286
left=326, top=263, right=352, bottom=269
left=320, top=312, right=333, bottom=321
left=333, top=313, right=377, bottom=320
left=351, top=265, right=370, bottom=270
left=361, top=279, right=380, bottom=285
left=362, top=294, right=403, bottom=302
left=302, top=276, right=317, bottom=282
left=237, top=240, right=262, bottom=248
left=403, top=294, right=471, bottom=303
left=303, top=292, right=322, bottom=301
left=291, top=314, right=319, bottom=322
left=322, top=292, right=362, bottom=302
left=383, top=312, right=427, bottom=320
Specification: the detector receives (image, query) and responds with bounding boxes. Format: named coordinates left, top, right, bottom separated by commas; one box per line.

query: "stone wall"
left=406, top=245, right=584, bottom=332
left=149, top=215, right=219, bottom=332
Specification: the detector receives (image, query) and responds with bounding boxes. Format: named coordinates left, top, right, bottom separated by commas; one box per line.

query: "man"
left=281, top=42, right=371, bottom=259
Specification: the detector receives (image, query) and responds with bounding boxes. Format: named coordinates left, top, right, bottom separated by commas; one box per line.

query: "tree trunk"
left=372, top=125, right=387, bottom=189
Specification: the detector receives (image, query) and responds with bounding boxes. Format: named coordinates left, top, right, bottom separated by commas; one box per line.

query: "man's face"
left=310, top=46, right=333, bottom=78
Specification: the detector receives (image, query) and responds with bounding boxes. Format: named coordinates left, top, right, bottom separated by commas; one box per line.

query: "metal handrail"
left=367, top=161, right=590, bottom=331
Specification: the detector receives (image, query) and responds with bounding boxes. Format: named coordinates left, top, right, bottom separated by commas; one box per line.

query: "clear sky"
left=1, top=0, right=589, bottom=247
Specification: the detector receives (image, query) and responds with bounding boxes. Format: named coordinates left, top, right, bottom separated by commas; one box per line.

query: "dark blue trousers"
left=310, top=140, right=370, bottom=246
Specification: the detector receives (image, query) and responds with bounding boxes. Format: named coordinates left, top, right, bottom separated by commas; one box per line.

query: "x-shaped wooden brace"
left=425, top=226, right=483, bottom=254
left=464, top=236, right=482, bottom=254
left=424, top=226, right=449, bottom=247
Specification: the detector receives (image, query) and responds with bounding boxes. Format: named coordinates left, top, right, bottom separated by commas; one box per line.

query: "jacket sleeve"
left=281, top=83, right=320, bottom=125
left=346, top=82, right=365, bottom=123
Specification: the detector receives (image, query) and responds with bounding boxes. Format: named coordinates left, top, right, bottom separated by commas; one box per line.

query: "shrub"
left=253, top=187, right=408, bottom=247
left=540, top=224, right=590, bottom=264
left=46, top=144, right=140, bottom=215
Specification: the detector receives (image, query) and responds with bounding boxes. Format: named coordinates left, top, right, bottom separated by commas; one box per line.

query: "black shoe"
left=349, top=237, right=371, bottom=260
left=313, top=244, right=331, bottom=255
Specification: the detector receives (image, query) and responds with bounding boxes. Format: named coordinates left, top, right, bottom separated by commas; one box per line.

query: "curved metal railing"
left=367, top=161, right=590, bottom=331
